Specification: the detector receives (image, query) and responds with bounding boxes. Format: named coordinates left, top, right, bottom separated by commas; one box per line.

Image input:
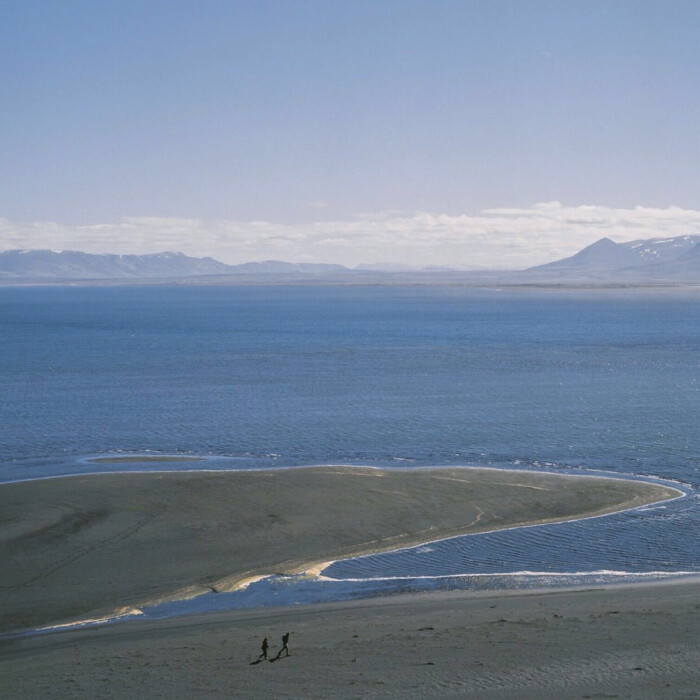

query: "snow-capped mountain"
left=0, top=250, right=234, bottom=280
left=530, top=235, right=700, bottom=272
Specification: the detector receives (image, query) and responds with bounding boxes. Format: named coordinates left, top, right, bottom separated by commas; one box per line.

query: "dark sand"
left=0, top=466, right=677, bottom=634
left=1, top=580, right=697, bottom=698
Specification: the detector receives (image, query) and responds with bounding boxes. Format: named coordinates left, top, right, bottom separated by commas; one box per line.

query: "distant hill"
left=232, top=260, right=349, bottom=275
left=531, top=237, right=640, bottom=271
left=528, top=235, right=700, bottom=281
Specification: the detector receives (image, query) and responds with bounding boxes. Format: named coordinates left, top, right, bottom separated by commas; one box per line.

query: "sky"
left=1, top=0, right=699, bottom=269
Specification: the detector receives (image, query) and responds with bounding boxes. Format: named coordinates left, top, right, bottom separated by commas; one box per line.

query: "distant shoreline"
left=3, top=277, right=700, bottom=290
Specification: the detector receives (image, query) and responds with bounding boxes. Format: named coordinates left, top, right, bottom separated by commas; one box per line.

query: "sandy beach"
left=1, top=580, right=697, bottom=698
left=1, top=466, right=695, bottom=698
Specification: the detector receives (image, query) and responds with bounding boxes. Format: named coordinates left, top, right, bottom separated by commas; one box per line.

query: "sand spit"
left=0, top=466, right=677, bottom=635
left=1, top=580, right=697, bottom=698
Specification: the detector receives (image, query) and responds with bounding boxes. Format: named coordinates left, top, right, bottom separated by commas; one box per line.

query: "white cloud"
left=2, top=203, right=700, bottom=269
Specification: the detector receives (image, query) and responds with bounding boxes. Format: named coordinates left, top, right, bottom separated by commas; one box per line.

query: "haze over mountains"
left=2, top=234, right=700, bottom=285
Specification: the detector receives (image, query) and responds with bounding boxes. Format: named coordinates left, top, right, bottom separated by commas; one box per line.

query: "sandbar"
left=0, top=466, right=678, bottom=635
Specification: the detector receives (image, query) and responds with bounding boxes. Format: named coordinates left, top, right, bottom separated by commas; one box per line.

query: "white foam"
left=319, top=570, right=699, bottom=583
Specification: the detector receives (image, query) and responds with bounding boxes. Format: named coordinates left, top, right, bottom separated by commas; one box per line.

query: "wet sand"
left=0, top=466, right=677, bottom=634
left=1, top=580, right=697, bottom=698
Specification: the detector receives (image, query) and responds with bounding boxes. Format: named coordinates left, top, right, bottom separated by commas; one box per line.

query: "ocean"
left=2, top=285, right=698, bottom=619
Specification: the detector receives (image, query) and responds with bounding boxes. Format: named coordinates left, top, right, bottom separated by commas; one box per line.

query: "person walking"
left=281, top=631, right=290, bottom=657
left=258, top=636, right=268, bottom=661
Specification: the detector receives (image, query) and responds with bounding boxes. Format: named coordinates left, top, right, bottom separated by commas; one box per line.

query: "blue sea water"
left=2, top=285, right=699, bottom=623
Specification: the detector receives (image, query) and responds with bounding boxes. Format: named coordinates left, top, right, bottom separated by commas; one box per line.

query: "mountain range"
left=2, top=234, right=700, bottom=285
left=0, top=250, right=232, bottom=280
left=0, top=250, right=355, bottom=282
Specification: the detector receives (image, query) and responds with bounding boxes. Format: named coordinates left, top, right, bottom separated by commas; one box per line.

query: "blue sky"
left=2, top=1, right=699, bottom=267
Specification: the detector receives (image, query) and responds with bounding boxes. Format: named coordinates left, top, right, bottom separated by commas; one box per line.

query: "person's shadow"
left=249, top=657, right=266, bottom=666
